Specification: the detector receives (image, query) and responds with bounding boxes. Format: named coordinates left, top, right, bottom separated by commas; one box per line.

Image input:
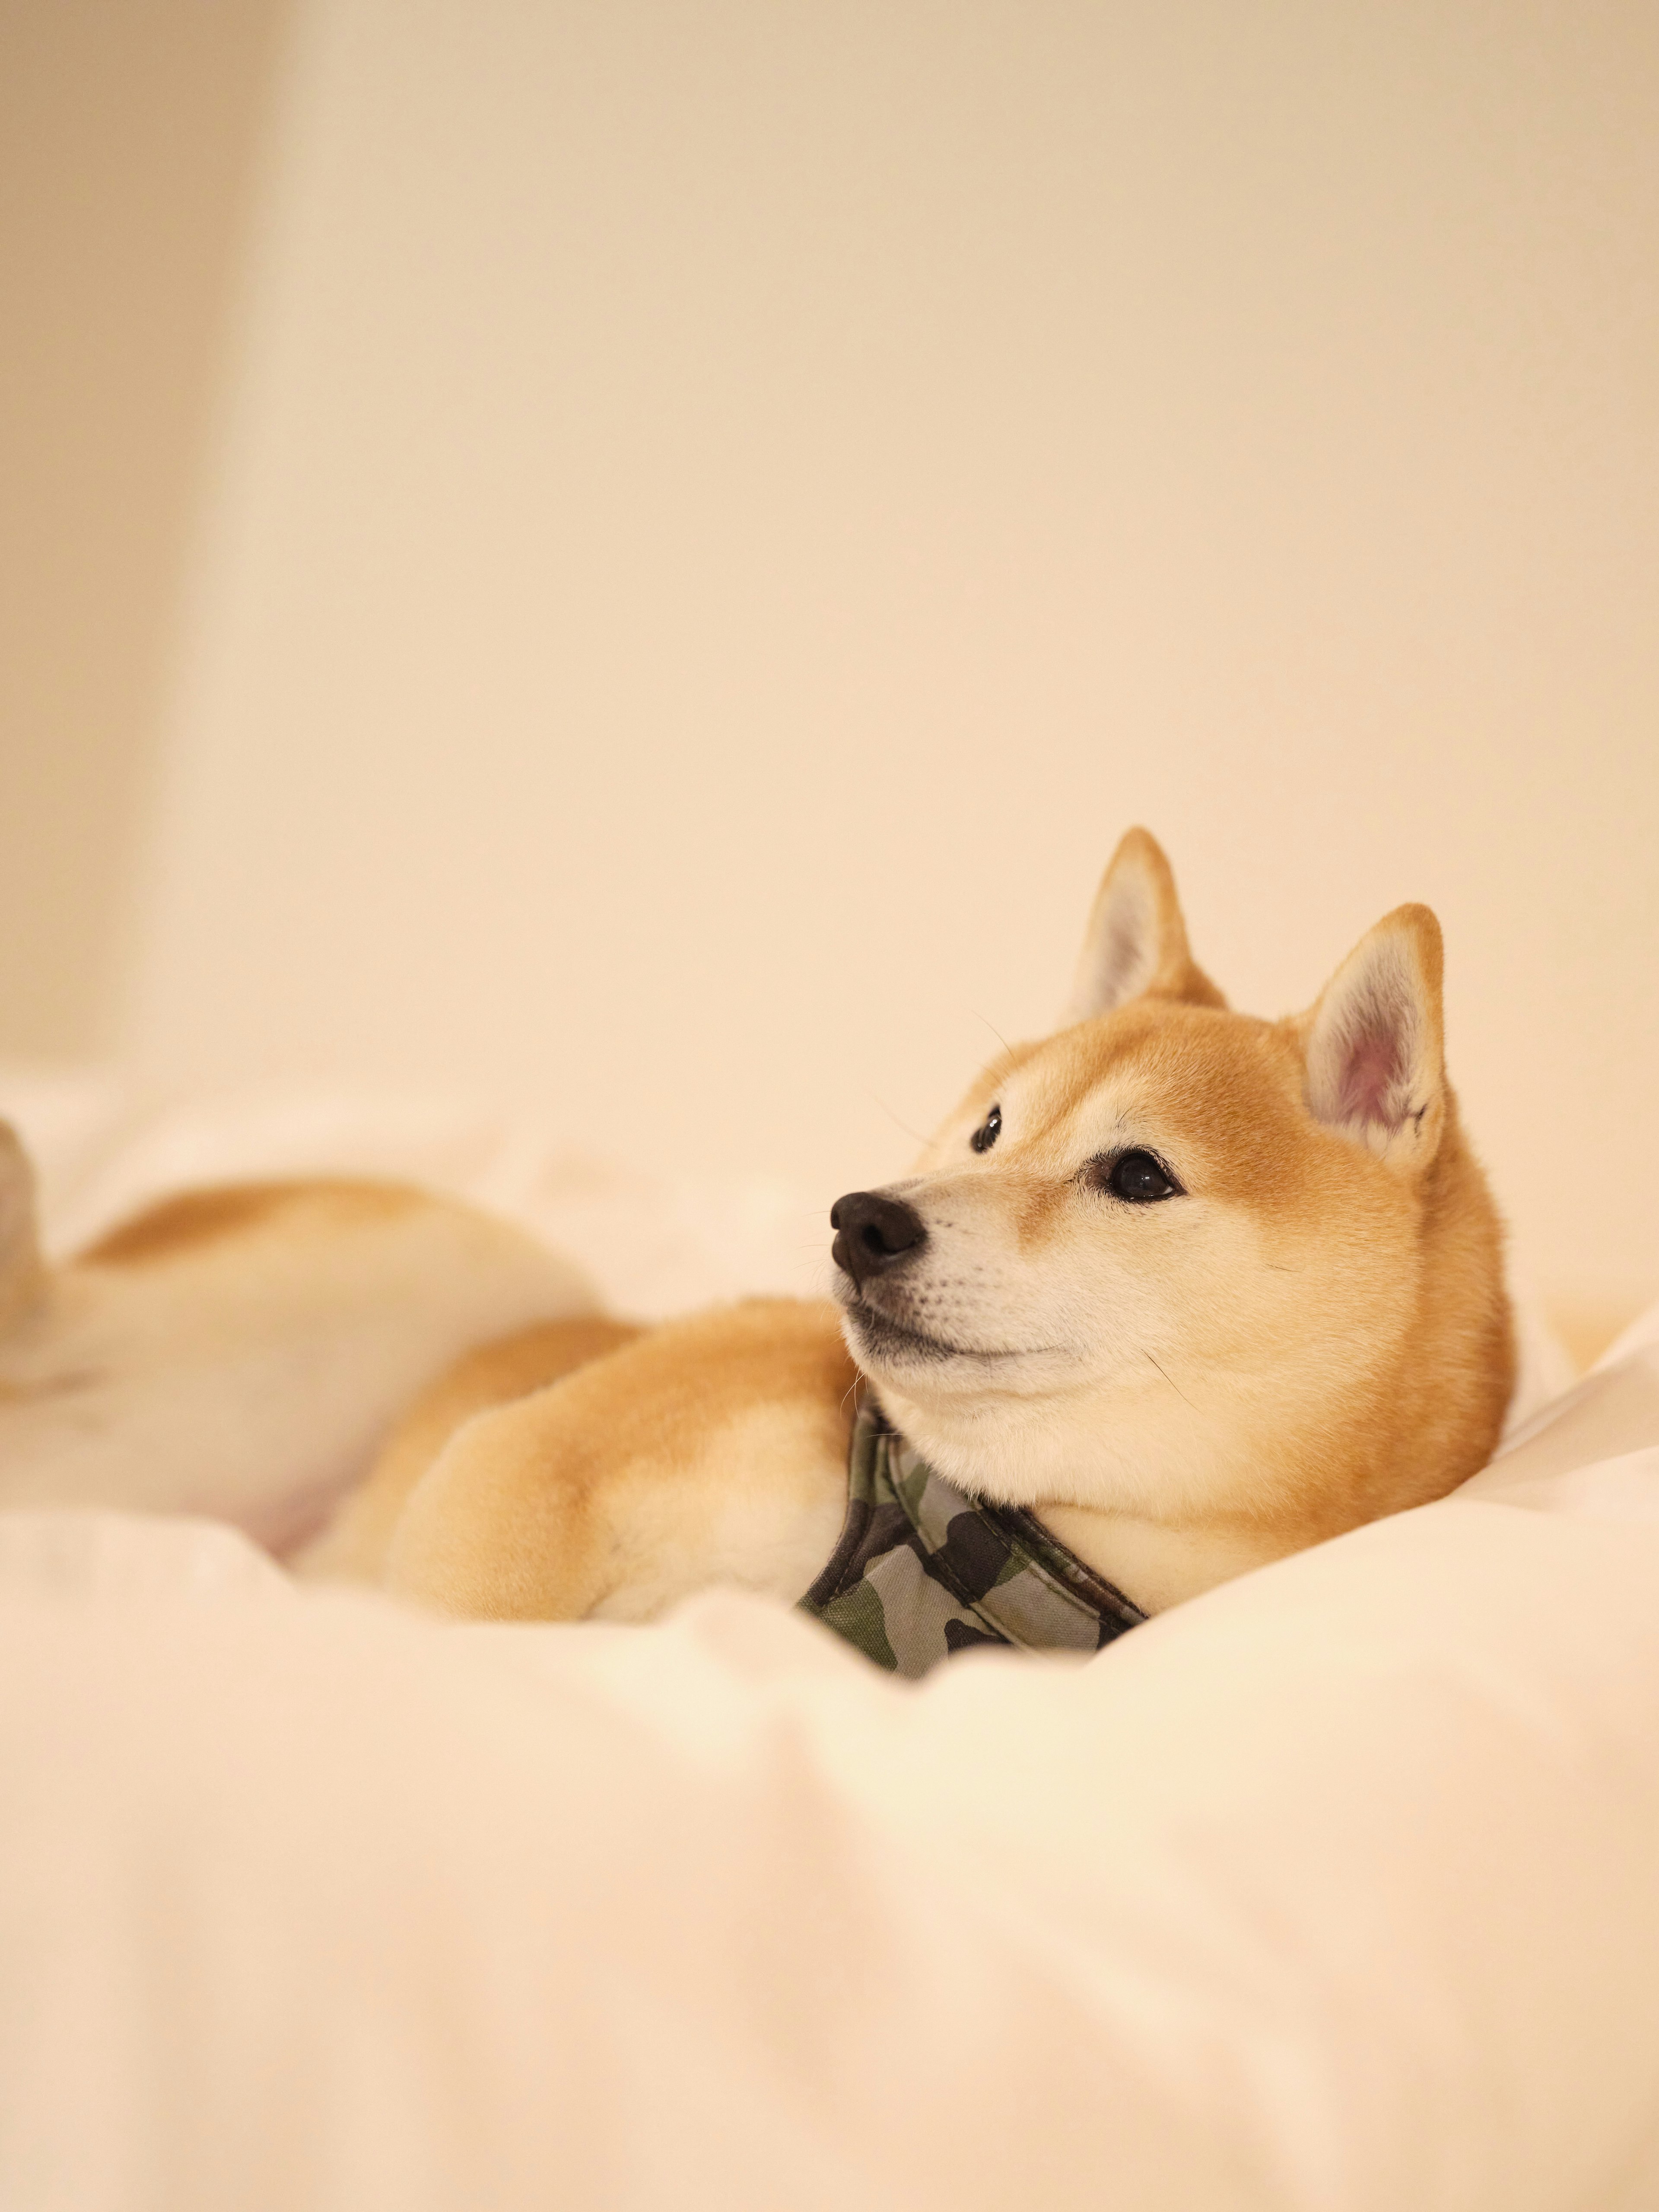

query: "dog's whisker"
left=970, top=1007, right=1013, bottom=1057
left=1145, top=1352, right=1197, bottom=1410
left=871, top=1095, right=928, bottom=1146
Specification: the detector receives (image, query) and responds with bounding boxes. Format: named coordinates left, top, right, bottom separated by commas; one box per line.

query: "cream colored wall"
left=0, top=0, right=291, bottom=1054
left=25, top=0, right=1659, bottom=1325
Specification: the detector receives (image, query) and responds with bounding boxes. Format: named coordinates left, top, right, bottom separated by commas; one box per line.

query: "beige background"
left=0, top=0, right=289, bottom=1051
left=3, top=0, right=1657, bottom=1344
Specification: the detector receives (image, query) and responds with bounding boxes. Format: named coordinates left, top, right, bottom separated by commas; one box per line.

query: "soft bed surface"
left=0, top=1079, right=1653, bottom=2210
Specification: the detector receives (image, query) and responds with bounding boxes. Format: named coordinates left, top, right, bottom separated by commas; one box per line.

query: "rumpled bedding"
left=0, top=1077, right=1653, bottom=2211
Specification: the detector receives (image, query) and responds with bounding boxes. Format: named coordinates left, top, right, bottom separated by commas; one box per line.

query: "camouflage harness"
left=800, top=1403, right=1146, bottom=1677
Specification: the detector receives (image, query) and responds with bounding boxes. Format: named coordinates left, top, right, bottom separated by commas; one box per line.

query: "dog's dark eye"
left=1102, top=1150, right=1182, bottom=1203
left=970, top=1105, right=1001, bottom=1154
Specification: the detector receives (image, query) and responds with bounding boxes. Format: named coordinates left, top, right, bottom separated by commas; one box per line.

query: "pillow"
left=1465, top=1300, right=1659, bottom=1516
left=2, top=1301, right=1657, bottom=2210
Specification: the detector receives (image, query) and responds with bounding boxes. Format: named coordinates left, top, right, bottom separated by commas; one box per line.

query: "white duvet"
left=1, top=1079, right=1655, bottom=2211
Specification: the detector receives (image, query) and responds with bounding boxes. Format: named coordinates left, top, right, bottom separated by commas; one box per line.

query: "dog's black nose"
left=830, top=1191, right=928, bottom=1284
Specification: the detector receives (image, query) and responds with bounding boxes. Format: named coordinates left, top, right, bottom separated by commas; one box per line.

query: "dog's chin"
left=838, top=1291, right=1049, bottom=1387
left=841, top=1300, right=959, bottom=1371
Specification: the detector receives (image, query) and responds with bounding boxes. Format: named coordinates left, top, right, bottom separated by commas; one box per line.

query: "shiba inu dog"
left=304, top=830, right=1514, bottom=1635
left=0, top=1139, right=594, bottom=1554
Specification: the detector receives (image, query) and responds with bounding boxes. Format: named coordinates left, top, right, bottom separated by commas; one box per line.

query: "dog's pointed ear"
left=1301, top=905, right=1447, bottom=1172
left=1063, top=828, right=1226, bottom=1023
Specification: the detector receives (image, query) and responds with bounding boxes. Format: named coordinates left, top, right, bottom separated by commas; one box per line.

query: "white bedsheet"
left=0, top=1077, right=1651, bottom=2210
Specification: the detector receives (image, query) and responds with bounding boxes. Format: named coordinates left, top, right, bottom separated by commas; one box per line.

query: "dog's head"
left=831, top=830, right=1512, bottom=1564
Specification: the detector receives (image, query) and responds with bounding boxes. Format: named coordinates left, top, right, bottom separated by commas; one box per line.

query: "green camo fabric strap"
left=799, top=1403, right=1146, bottom=1678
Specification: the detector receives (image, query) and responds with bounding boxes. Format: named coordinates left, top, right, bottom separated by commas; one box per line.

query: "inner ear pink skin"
left=1335, top=1023, right=1405, bottom=1127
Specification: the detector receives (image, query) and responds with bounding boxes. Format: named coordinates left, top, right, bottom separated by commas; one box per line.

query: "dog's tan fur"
left=302, top=1315, right=645, bottom=1580
left=309, top=830, right=1514, bottom=1621
left=308, top=1301, right=857, bottom=1621
left=0, top=1150, right=596, bottom=1554
left=76, top=1179, right=425, bottom=1266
